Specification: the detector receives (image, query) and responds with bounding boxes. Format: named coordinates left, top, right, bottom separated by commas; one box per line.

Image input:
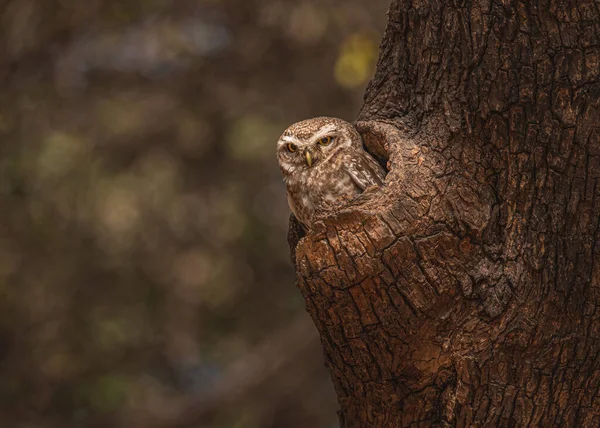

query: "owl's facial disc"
left=277, top=120, right=349, bottom=172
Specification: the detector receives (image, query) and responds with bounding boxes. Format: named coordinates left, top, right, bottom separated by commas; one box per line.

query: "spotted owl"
left=276, top=117, right=386, bottom=229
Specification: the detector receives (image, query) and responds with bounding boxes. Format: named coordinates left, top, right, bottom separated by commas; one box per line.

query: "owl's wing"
left=344, top=154, right=386, bottom=191
left=287, top=190, right=307, bottom=228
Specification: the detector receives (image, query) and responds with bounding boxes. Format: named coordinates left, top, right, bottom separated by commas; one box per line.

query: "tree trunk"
left=290, top=0, right=600, bottom=426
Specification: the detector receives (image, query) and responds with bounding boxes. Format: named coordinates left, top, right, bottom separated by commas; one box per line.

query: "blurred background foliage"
left=0, top=1, right=388, bottom=427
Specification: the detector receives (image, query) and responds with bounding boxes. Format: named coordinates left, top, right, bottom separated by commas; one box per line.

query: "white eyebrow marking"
left=310, top=124, right=337, bottom=142
left=278, top=135, right=302, bottom=147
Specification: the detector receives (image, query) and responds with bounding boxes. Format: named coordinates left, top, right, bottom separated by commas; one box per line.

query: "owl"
left=276, top=117, right=386, bottom=229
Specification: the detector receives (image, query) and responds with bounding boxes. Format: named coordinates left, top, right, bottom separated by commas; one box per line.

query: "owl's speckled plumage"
left=276, top=117, right=386, bottom=229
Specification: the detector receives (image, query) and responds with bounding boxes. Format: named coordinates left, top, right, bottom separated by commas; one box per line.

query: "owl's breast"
left=314, top=167, right=361, bottom=205
left=285, top=162, right=362, bottom=227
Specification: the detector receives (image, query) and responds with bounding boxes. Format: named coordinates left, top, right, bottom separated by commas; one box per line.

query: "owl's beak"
left=304, top=149, right=313, bottom=167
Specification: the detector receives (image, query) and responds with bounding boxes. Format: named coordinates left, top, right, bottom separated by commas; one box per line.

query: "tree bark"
left=290, top=0, right=600, bottom=426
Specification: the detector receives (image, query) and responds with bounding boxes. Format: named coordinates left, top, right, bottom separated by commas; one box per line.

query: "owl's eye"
left=318, top=136, right=333, bottom=146
left=287, top=143, right=297, bottom=152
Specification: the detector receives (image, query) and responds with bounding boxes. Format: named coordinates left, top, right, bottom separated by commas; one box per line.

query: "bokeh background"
left=0, top=1, right=388, bottom=427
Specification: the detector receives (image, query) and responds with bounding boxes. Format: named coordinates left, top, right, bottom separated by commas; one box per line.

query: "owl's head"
left=276, top=117, right=361, bottom=177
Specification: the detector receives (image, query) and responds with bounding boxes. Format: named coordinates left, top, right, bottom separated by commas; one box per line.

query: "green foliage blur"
left=0, top=1, right=387, bottom=427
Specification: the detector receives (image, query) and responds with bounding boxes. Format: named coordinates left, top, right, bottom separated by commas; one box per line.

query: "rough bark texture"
left=289, top=0, right=600, bottom=426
